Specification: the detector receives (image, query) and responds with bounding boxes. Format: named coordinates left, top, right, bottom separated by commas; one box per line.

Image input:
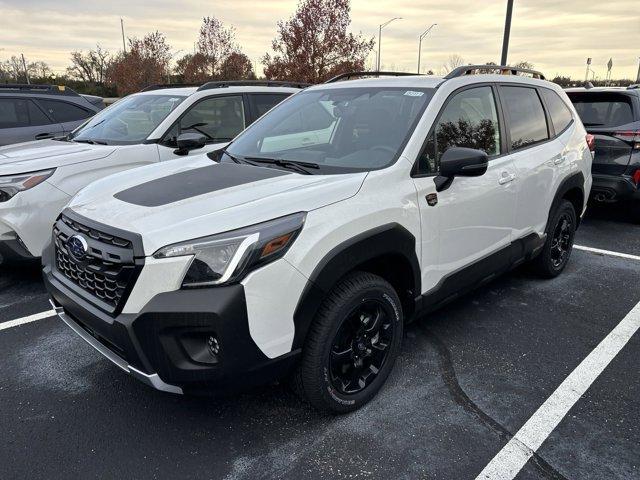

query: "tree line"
left=0, top=0, right=635, bottom=97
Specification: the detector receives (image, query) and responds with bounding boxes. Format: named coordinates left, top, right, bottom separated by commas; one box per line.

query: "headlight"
left=153, top=212, right=306, bottom=288
left=0, top=169, right=56, bottom=202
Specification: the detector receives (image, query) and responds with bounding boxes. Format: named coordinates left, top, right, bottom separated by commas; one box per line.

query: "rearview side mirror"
left=434, top=147, right=489, bottom=192
left=174, top=132, right=207, bottom=156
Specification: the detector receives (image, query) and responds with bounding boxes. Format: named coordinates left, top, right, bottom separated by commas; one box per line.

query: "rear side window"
left=566, top=92, right=634, bottom=127
left=540, top=89, right=573, bottom=134
left=0, top=98, right=52, bottom=128
left=417, top=86, right=501, bottom=175
left=501, top=86, right=549, bottom=150
left=38, top=99, right=92, bottom=123
left=249, top=94, right=290, bottom=119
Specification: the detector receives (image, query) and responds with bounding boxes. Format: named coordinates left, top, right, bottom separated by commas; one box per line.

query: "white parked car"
left=0, top=82, right=302, bottom=262
left=44, top=67, right=592, bottom=412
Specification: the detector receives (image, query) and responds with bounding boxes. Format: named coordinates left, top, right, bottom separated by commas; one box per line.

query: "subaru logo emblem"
left=67, top=234, right=88, bottom=260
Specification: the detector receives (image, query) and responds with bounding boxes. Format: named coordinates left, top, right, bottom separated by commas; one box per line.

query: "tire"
left=530, top=200, right=577, bottom=278
left=296, top=271, right=403, bottom=413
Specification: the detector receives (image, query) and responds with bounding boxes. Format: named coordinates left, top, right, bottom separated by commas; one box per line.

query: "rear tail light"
left=613, top=130, right=640, bottom=148
left=633, top=169, right=640, bottom=186
left=585, top=134, right=596, bottom=152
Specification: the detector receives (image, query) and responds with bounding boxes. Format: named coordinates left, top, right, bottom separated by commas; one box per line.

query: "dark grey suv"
left=0, top=84, right=103, bottom=146
left=566, top=85, right=640, bottom=217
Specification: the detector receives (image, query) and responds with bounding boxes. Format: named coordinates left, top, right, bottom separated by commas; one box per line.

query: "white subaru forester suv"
left=44, top=67, right=592, bottom=413
left=0, top=81, right=301, bottom=262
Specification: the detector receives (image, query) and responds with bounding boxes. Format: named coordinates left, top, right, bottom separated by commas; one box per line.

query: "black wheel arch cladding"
left=292, top=223, right=420, bottom=350
left=548, top=171, right=585, bottom=230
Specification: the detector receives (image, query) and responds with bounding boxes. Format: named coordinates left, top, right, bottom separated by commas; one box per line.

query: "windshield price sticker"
left=404, top=91, right=424, bottom=97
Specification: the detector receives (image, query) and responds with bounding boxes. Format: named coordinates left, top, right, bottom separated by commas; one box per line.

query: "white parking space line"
left=0, top=310, right=56, bottom=331
left=574, top=244, right=640, bottom=262
left=475, top=300, right=640, bottom=480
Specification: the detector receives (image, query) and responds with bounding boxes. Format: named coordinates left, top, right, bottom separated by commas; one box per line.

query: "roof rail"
left=196, top=80, right=310, bottom=91
left=443, top=65, right=546, bottom=80
left=140, top=83, right=201, bottom=92
left=0, top=83, right=80, bottom=97
left=325, top=71, right=419, bottom=83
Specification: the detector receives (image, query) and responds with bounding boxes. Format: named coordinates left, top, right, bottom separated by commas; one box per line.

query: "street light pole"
left=378, top=17, right=402, bottom=71
left=636, top=57, right=640, bottom=83
left=417, top=24, right=437, bottom=74
left=500, top=0, right=514, bottom=65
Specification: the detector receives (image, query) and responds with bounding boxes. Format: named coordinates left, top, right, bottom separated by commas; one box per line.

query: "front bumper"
left=44, top=255, right=300, bottom=395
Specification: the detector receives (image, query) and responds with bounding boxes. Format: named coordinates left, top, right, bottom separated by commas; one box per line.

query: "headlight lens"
left=0, top=169, right=55, bottom=202
left=153, top=212, right=306, bottom=288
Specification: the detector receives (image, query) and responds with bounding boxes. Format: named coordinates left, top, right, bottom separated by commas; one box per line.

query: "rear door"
left=246, top=93, right=292, bottom=125
left=499, top=85, right=569, bottom=236
left=566, top=91, right=639, bottom=175
left=0, top=97, right=63, bottom=145
left=36, top=98, right=95, bottom=134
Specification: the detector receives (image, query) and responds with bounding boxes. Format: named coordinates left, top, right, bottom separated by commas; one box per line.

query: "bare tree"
left=67, top=45, right=111, bottom=83
left=442, top=54, right=465, bottom=73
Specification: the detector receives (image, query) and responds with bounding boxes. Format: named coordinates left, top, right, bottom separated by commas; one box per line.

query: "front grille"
left=53, top=214, right=139, bottom=314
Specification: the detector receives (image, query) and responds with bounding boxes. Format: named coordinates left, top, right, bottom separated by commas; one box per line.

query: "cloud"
left=0, top=0, right=638, bottom=79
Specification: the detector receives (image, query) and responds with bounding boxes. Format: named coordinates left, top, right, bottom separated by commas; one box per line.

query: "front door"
left=412, top=85, right=517, bottom=294
left=157, top=95, right=247, bottom=161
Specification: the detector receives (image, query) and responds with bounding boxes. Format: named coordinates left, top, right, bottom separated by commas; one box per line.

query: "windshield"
left=226, top=87, right=434, bottom=173
left=69, top=94, right=185, bottom=145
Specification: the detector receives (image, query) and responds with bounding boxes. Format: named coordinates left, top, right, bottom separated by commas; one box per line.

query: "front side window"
left=540, top=89, right=573, bottom=133
left=226, top=87, right=434, bottom=174
left=164, top=95, right=245, bottom=146
left=70, top=94, right=185, bottom=145
left=416, top=86, right=501, bottom=175
left=38, top=99, right=92, bottom=123
left=501, top=86, right=549, bottom=150
left=0, top=98, right=51, bottom=128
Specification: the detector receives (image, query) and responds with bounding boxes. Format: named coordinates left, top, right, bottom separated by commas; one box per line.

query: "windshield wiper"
left=215, top=148, right=259, bottom=166
left=244, top=157, right=320, bottom=175
left=74, top=139, right=108, bottom=145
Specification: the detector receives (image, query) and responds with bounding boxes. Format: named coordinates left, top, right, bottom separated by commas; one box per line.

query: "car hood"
left=69, top=157, right=367, bottom=256
left=0, top=140, right=117, bottom=175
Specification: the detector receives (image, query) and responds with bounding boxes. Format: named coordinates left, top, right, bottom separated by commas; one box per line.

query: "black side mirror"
left=434, top=147, right=489, bottom=192
left=173, top=132, right=207, bottom=156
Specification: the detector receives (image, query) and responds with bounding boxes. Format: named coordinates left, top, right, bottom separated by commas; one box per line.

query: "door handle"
left=35, top=133, right=54, bottom=140
left=498, top=172, right=516, bottom=185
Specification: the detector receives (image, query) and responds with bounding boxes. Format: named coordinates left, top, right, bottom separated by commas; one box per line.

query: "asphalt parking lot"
left=0, top=204, right=638, bottom=480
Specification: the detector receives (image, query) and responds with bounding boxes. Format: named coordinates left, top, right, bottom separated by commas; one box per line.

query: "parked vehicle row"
left=35, top=66, right=593, bottom=412
left=0, top=81, right=302, bottom=262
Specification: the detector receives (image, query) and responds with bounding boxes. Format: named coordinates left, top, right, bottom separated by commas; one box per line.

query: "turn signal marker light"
left=261, top=233, right=293, bottom=258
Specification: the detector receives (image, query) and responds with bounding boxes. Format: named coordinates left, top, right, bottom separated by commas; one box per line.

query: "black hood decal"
left=114, top=163, right=290, bottom=207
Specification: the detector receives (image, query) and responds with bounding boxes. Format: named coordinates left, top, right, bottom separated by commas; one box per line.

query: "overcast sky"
left=1, top=0, right=638, bottom=80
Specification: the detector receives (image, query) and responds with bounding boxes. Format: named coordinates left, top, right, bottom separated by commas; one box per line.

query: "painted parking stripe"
left=574, top=244, right=640, bottom=261
left=0, top=310, right=56, bottom=331
left=475, top=299, right=640, bottom=480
